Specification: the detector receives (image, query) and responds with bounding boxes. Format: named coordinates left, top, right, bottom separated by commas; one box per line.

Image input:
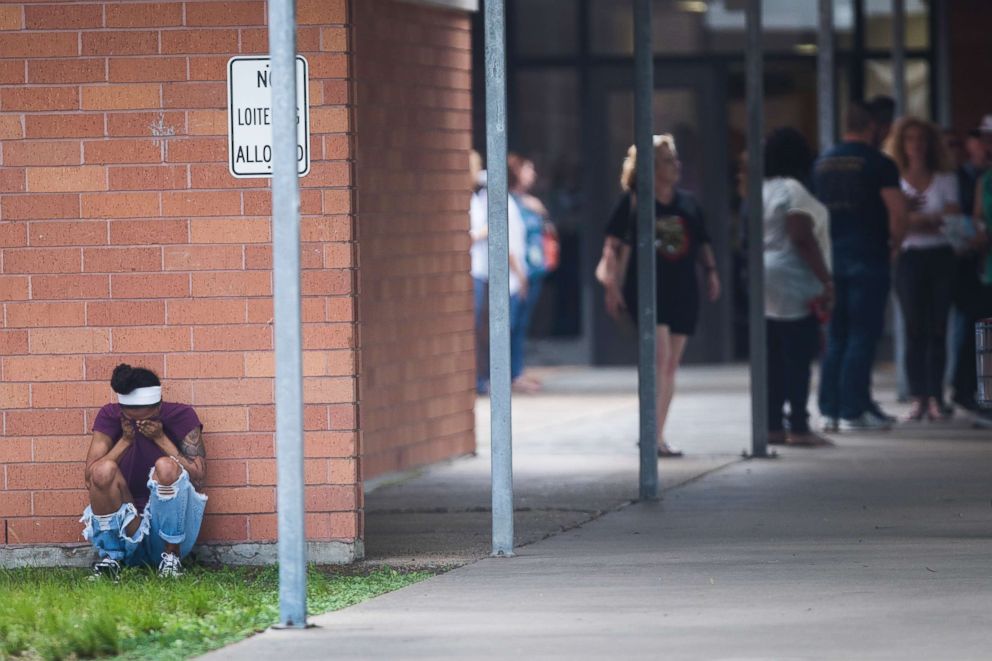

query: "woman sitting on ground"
left=82, top=364, right=207, bottom=579
left=762, top=128, right=835, bottom=447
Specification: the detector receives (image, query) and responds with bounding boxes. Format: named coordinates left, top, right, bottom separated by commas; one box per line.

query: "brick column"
left=1, top=0, right=359, bottom=565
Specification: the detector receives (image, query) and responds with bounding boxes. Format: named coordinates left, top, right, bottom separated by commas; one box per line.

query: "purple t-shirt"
left=92, top=402, right=202, bottom=512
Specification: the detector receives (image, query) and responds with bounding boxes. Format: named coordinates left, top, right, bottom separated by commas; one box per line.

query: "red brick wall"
left=948, top=0, right=992, bottom=133
left=353, top=0, right=476, bottom=479
left=0, top=0, right=359, bottom=550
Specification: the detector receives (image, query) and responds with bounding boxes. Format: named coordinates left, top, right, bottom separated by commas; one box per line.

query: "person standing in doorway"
left=469, top=151, right=529, bottom=395
left=762, top=128, right=835, bottom=447
left=508, top=153, right=555, bottom=392
left=814, top=101, right=908, bottom=432
left=599, top=134, right=721, bottom=457
left=885, top=117, right=961, bottom=421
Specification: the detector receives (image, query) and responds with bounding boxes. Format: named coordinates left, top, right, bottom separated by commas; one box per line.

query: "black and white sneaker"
left=158, top=552, right=183, bottom=578
left=839, top=412, right=891, bottom=432
left=90, top=557, right=122, bottom=582
left=867, top=402, right=897, bottom=425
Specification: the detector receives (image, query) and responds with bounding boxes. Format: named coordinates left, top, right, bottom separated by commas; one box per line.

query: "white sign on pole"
left=227, top=56, right=310, bottom=178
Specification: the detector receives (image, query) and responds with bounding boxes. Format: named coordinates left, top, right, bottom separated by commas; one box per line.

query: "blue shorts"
left=81, top=467, right=207, bottom=567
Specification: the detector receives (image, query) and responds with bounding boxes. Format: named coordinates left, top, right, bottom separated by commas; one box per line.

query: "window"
left=512, top=0, right=579, bottom=57
left=864, top=0, right=930, bottom=50
left=589, top=0, right=856, bottom=55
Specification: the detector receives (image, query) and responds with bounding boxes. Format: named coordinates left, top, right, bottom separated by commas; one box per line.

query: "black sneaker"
left=90, top=557, right=122, bottom=582
left=867, top=401, right=897, bottom=425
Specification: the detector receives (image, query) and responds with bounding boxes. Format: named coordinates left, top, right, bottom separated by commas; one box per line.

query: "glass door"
left=585, top=64, right=733, bottom=365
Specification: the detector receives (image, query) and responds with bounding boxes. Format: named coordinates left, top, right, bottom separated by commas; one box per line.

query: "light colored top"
left=900, top=172, right=958, bottom=250
left=469, top=187, right=526, bottom=295
left=763, top=177, right=832, bottom=320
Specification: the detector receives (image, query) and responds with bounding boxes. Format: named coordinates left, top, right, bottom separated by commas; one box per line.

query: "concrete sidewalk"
left=205, top=367, right=992, bottom=659
left=361, top=366, right=749, bottom=567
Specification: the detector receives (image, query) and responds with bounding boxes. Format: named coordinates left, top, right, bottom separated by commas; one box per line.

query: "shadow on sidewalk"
left=361, top=366, right=750, bottom=568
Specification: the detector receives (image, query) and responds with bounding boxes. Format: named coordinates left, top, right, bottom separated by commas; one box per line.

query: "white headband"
left=118, top=386, right=162, bottom=406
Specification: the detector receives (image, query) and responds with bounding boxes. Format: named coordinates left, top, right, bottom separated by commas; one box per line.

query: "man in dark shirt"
left=958, top=129, right=989, bottom=216
left=814, top=101, right=907, bottom=431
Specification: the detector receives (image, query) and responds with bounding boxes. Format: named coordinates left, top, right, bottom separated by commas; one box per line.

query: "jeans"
left=475, top=277, right=525, bottom=387
left=818, top=269, right=891, bottom=420
left=510, top=275, right=544, bottom=380
left=81, top=467, right=207, bottom=566
left=768, top=315, right=821, bottom=433
left=895, top=247, right=955, bottom=400
left=950, top=255, right=992, bottom=407
left=473, top=277, right=489, bottom=392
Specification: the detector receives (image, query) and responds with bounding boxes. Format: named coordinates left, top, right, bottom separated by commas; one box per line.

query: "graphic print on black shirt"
left=604, top=189, right=711, bottom=335
left=655, top=214, right=690, bottom=261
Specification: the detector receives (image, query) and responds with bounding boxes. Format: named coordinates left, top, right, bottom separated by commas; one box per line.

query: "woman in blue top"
left=508, top=153, right=555, bottom=392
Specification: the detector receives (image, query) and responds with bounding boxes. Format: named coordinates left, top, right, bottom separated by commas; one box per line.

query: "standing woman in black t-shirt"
left=597, top=134, right=721, bottom=457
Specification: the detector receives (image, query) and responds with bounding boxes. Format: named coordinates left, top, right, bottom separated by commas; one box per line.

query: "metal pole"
left=485, top=0, right=514, bottom=557
left=817, top=0, right=836, bottom=151
left=933, top=0, right=951, bottom=127
left=746, top=0, right=769, bottom=458
left=892, top=0, right=907, bottom=116
left=269, top=0, right=307, bottom=628
left=633, top=0, right=658, bottom=500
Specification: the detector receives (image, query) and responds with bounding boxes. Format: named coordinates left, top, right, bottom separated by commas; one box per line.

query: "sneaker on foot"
left=821, top=417, right=839, bottom=433
left=867, top=402, right=897, bottom=424
left=158, top=552, right=183, bottom=578
left=971, top=411, right=992, bottom=429
left=839, top=412, right=891, bottom=432
left=90, top=557, right=121, bottom=582
left=786, top=431, right=835, bottom=447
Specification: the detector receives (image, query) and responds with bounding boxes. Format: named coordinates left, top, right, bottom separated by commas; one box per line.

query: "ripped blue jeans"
left=80, top=467, right=207, bottom=567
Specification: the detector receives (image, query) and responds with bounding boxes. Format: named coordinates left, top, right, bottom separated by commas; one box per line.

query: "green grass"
left=0, top=565, right=432, bottom=661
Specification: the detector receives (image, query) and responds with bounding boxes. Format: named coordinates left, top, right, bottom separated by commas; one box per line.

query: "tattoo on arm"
left=180, top=427, right=206, bottom=459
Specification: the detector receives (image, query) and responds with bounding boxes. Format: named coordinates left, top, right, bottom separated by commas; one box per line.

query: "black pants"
left=895, top=247, right=956, bottom=400
left=767, top=315, right=821, bottom=433
left=951, top=255, right=992, bottom=407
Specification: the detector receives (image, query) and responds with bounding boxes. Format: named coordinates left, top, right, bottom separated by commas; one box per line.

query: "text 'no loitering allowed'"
left=227, top=56, right=311, bottom=178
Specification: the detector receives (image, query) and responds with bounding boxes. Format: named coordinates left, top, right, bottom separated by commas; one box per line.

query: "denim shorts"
left=81, top=467, right=207, bottom=567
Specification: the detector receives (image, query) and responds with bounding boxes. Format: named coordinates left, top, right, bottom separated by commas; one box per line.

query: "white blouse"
left=900, top=172, right=959, bottom=251
left=763, top=177, right=832, bottom=320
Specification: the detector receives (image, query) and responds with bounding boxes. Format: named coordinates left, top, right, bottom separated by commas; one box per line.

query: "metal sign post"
left=634, top=0, right=658, bottom=501
left=817, top=0, right=836, bottom=152
left=484, top=0, right=514, bottom=558
left=746, top=0, right=770, bottom=459
left=269, top=0, right=307, bottom=628
left=892, top=0, right=907, bottom=116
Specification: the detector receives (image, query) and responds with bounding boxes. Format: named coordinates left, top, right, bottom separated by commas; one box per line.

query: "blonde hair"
left=620, top=134, right=678, bottom=192
left=883, top=116, right=952, bottom=174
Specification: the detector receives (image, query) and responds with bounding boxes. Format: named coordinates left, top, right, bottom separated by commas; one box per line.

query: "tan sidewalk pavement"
left=204, top=365, right=992, bottom=660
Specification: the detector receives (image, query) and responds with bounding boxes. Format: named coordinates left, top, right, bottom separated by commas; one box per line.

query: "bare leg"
left=656, top=328, right=689, bottom=446
left=87, top=460, right=141, bottom=537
